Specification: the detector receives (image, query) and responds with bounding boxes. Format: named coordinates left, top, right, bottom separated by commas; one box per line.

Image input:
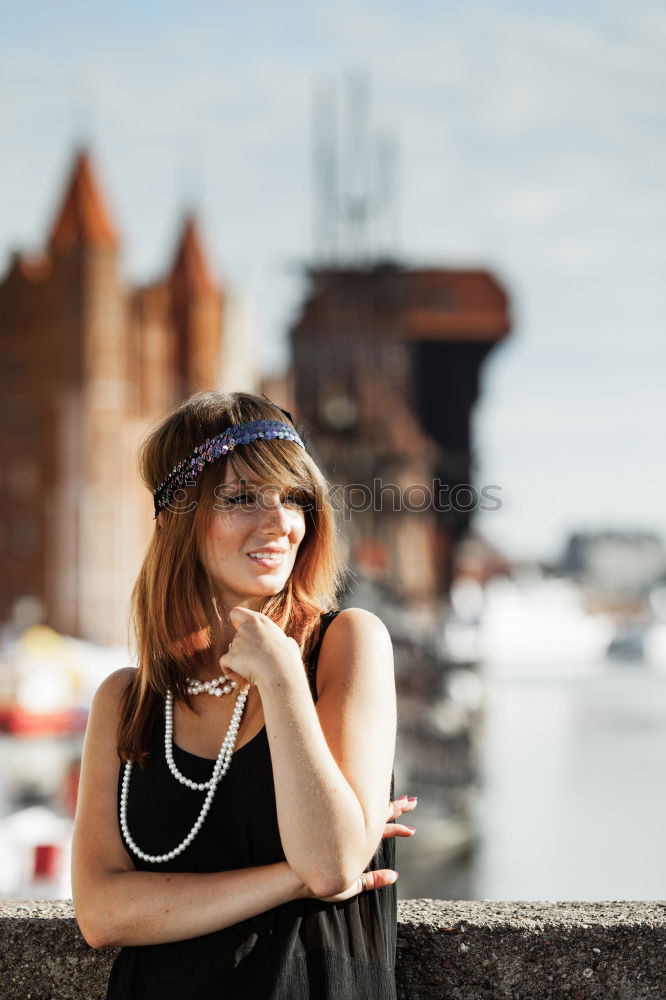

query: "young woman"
left=71, top=390, right=417, bottom=999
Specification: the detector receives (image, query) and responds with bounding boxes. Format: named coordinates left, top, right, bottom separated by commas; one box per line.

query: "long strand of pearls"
left=164, top=689, right=241, bottom=791
left=119, top=684, right=250, bottom=864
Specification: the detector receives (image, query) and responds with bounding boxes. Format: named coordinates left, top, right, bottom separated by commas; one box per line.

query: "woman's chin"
left=244, top=572, right=288, bottom=595
left=212, top=568, right=290, bottom=604
left=245, top=562, right=290, bottom=585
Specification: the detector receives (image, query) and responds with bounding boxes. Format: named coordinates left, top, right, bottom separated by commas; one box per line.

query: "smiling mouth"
left=247, top=552, right=286, bottom=568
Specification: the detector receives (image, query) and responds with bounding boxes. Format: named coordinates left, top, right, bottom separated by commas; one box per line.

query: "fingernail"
left=407, top=796, right=417, bottom=803
left=405, top=825, right=416, bottom=832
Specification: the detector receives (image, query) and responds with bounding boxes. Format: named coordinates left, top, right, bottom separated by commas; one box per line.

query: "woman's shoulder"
left=91, top=667, right=137, bottom=714
left=314, top=607, right=388, bottom=655
left=317, top=608, right=394, bottom=685
left=324, top=607, right=391, bottom=641
left=77, top=669, right=138, bottom=774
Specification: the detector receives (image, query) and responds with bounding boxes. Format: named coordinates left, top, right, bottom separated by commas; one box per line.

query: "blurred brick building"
left=0, top=149, right=236, bottom=645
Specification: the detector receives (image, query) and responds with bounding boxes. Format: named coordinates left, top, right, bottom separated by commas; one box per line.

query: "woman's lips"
left=247, top=552, right=286, bottom=569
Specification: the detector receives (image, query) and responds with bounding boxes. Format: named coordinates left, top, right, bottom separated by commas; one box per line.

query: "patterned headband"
left=153, top=418, right=306, bottom=518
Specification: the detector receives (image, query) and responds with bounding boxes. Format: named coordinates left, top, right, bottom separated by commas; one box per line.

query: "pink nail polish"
left=405, top=825, right=416, bottom=832
left=407, top=796, right=417, bottom=802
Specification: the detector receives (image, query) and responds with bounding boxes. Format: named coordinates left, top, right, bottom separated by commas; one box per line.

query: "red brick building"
left=0, top=149, right=227, bottom=644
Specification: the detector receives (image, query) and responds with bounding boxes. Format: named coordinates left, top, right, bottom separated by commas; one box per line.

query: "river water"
left=397, top=657, right=666, bottom=902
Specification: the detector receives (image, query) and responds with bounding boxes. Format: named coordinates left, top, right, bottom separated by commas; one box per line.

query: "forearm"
left=257, top=670, right=376, bottom=896
left=79, top=861, right=307, bottom=949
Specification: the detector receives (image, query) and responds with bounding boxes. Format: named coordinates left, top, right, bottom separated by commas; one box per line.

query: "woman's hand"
left=314, top=868, right=399, bottom=902
left=219, top=606, right=302, bottom=687
left=382, top=793, right=417, bottom=839
left=307, top=794, right=417, bottom=903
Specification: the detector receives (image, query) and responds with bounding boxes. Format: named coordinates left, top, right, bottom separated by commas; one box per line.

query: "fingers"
left=381, top=822, right=416, bottom=839
left=386, top=795, right=417, bottom=822
left=360, top=869, right=398, bottom=892
left=316, top=867, right=399, bottom=902
left=218, top=641, right=253, bottom=688
left=216, top=661, right=247, bottom=687
left=221, top=667, right=246, bottom=686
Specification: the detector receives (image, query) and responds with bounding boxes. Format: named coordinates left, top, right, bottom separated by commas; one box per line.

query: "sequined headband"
left=153, top=418, right=306, bottom=518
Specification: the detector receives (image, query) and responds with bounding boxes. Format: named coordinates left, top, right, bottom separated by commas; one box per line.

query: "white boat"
left=476, top=574, right=616, bottom=675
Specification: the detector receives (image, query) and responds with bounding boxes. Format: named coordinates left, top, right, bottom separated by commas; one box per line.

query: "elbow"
left=331, top=832, right=384, bottom=896
left=78, top=917, right=114, bottom=950
left=86, top=932, right=112, bottom=951
left=301, top=861, right=350, bottom=899
left=308, top=874, right=348, bottom=898
left=312, top=866, right=367, bottom=898
left=307, top=858, right=371, bottom=899
left=73, top=870, right=132, bottom=949
left=299, top=828, right=384, bottom=898
left=75, top=905, right=123, bottom=950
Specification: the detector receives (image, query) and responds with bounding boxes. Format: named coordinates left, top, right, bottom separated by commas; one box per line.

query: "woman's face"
left=198, top=457, right=307, bottom=611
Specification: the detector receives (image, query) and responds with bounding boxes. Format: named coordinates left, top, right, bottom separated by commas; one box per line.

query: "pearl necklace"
left=119, top=684, right=250, bottom=864
left=185, top=675, right=237, bottom=696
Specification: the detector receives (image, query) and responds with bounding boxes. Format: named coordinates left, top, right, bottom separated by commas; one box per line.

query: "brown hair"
left=118, top=390, right=348, bottom=765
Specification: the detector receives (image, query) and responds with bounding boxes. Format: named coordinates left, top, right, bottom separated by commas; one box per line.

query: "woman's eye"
left=223, top=490, right=308, bottom=508
left=284, top=492, right=308, bottom=507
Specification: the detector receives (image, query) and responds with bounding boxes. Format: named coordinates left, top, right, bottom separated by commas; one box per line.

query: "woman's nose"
left=259, top=492, right=291, bottom=530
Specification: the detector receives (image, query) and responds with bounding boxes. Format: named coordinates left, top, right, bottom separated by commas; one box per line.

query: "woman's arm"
left=85, top=864, right=307, bottom=949
left=72, top=668, right=308, bottom=949
left=236, top=608, right=397, bottom=897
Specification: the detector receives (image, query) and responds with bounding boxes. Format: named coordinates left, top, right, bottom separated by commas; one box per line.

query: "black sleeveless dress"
left=106, top=611, right=397, bottom=999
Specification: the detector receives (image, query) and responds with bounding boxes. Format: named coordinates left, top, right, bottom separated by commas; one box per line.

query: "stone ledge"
left=1, top=899, right=665, bottom=999
left=397, top=900, right=666, bottom=999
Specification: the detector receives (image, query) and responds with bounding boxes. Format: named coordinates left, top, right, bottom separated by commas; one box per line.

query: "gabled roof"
left=47, top=149, right=119, bottom=253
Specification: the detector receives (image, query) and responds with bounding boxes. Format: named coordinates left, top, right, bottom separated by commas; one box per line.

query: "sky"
left=1, top=0, right=664, bottom=564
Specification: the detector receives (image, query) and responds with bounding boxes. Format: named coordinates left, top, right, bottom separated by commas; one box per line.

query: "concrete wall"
left=1, top=898, right=665, bottom=999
